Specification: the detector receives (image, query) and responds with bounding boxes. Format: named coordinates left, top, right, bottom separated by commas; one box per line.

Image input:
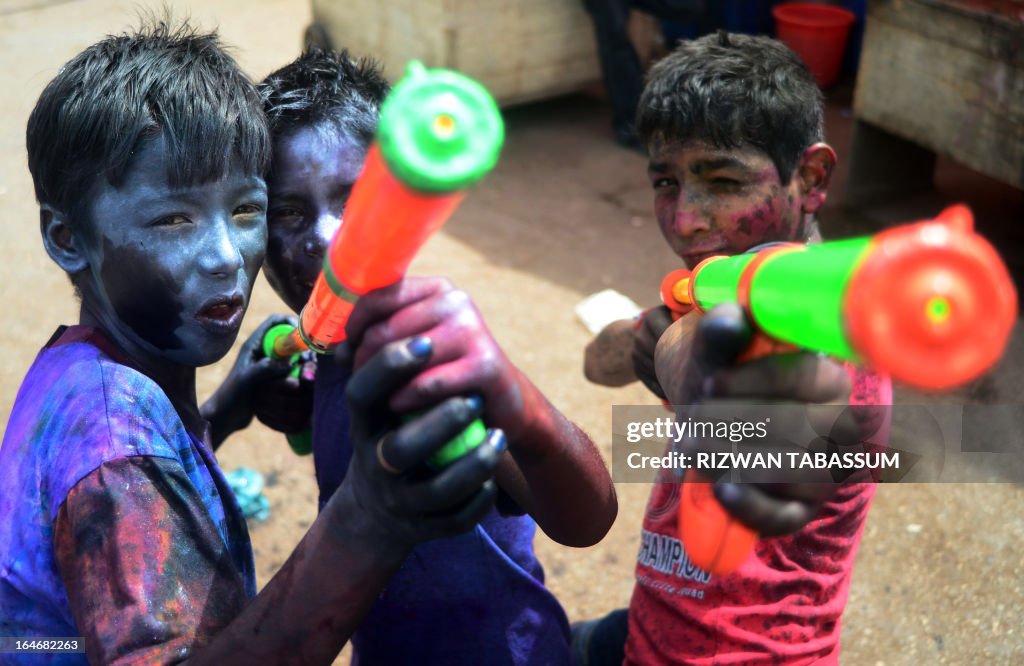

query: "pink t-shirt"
left=625, top=368, right=892, bottom=665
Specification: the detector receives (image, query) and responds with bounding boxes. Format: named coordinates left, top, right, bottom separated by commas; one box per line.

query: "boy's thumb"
left=692, top=303, right=753, bottom=375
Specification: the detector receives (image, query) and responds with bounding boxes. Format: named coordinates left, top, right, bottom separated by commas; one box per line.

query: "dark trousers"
left=581, top=0, right=705, bottom=141
left=571, top=608, right=630, bottom=666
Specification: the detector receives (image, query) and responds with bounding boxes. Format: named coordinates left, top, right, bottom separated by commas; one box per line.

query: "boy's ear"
left=795, top=143, right=837, bottom=215
left=40, top=205, right=89, bottom=274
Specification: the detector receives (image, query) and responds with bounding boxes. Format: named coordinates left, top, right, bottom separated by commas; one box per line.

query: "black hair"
left=260, top=48, right=390, bottom=148
left=636, top=31, right=824, bottom=184
left=26, top=20, right=270, bottom=227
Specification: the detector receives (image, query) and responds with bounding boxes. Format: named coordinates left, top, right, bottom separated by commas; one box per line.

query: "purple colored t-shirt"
left=0, top=327, right=256, bottom=664
left=313, top=359, right=574, bottom=665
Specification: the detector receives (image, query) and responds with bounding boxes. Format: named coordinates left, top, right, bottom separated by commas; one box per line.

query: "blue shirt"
left=0, top=328, right=255, bottom=664
left=313, top=358, right=574, bottom=665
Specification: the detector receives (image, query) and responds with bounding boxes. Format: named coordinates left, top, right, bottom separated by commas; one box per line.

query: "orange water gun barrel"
left=292, top=144, right=466, bottom=353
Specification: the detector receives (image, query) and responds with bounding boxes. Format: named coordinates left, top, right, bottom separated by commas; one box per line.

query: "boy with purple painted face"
left=213, top=49, right=618, bottom=664
left=0, top=22, right=510, bottom=664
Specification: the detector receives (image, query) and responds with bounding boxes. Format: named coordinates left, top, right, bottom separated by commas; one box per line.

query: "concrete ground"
left=0, top=1, right=1021, bottom=663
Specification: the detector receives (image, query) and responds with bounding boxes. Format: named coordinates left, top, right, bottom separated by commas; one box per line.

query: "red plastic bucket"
left=773, top=3, right=856, bottom=88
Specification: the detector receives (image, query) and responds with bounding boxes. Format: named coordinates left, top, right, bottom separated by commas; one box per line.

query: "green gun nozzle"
left=262, top=323, right=300, bottom=361
left=378, top=61, right=505, bottom=192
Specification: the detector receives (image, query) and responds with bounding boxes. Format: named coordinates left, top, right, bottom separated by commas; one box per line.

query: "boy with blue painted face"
left=0, top=22, right=507, bottom=664
left=213, top=49, right=618, bottom=664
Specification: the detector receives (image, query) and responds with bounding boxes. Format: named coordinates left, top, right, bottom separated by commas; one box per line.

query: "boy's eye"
left=652, top=177, right=677, bottom=191
left=710, top=177, right=741, bottom=188
left=233, top=203, right=265, bottom=222
left=268, top=207, right=305, bottom=227
left=152, top=214, right=191, bottom=227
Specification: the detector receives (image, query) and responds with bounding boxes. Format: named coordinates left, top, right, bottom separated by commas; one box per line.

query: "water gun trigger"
left=262, top=323, right=304, bottom=371
left=258, top=322, right=314, bottom=456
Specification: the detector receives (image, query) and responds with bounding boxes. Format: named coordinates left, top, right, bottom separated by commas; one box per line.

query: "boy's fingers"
left=641, top=306, right=675, bottom=340
left=259, top=374, right=303, bottom=395
left=713, top=482, right=818, bottom=537
left=248, top=356, right=295, bottom=382
left=637, top=374, right=667, bottom=401
left=414, top=480, right=498, bottom=537
left=709, top=354, right=851, bottom=403
left=377, top=396, right=485, bottom=472
left=633, top=309, right=673, bottom=400
left=346, top=337, right=433, bottom=411
left=385, top=358, right=476, bottom=413
left=404, top=429, right=505, bottom=512
left=653, top=312, right=703, bottom=404
left=253, top=375, right=308, bottom=409
left=344, top=277, right=451, bottom=346
left=354, top=289, right=472, bottom=370
left=332, top=341, right=354, bottom=369
left=757, top=480, right=837, bottom=505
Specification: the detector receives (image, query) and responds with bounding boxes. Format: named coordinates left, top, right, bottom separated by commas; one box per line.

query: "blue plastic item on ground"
left=225, top=467, right=271, bottom=522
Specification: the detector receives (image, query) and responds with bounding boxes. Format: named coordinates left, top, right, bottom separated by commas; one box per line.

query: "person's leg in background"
left=582, top=0, right=646, bottom=150
left=581, top=0, right=705, bottom=150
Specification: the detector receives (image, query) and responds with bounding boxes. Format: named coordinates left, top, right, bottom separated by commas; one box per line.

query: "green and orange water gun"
left=659, top=204, right=1018, bottom=574
left=262, top=61, right=504, bottom=465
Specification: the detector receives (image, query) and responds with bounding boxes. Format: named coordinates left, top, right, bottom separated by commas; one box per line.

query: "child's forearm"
left=185, top=486, right=410, bottom=665
left=498, top=373, right=617, bottom=548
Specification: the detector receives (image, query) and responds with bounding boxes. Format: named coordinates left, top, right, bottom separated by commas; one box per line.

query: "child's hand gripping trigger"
left=261, top=323, right=487, bottom=468
left=261, top=322, right=314, bottom=456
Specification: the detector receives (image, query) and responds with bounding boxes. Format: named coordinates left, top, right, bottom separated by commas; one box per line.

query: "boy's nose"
left=306, top=211, right=341, bottom=259
left=673, top=208, right=711, bottom=237
left=200, top=222, right=244, bottom=277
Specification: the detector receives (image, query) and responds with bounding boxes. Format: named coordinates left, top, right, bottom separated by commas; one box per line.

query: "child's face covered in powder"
left=264, top=124, right=368, bottom=315
left=78, top=135, right=267, bottom=368
left=647, top=139, right=810, bottom=268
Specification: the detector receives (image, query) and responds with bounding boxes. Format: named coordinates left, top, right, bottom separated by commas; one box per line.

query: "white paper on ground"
left=574, top=289, right=643, bottom=335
